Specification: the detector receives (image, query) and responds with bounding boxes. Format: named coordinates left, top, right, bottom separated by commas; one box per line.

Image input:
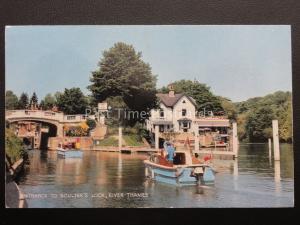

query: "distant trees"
left=29, top=92, right=38, bottom=108
left=18, top=92, right=29, bottom=109
left=88, top=42, right=157, bottom=125
left=56, top=87, right=88, bottom=114
left=5, top=90, right=19, bottom=110
left=40, top=93, right=56, bottom=110
left=235, top=91, right=292, bottom=142
left=219, top=96, right=237, bottom=121
left=159, top=79, right=223, bottom=113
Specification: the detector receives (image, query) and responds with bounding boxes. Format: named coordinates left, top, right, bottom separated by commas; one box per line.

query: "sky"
left=5, top=25, right=292, bottom=102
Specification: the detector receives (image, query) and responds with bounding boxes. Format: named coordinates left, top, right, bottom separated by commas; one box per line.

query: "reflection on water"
left=18, top=143, right=294, bottom=208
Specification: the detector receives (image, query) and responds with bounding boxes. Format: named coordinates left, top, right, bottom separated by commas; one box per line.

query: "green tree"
left=86, top=118, right=97, bottom=131
left=245, top=106, right=274, bottom=142
left=237, top=91, right=292, bottom=142
left=30, top=92, right=38, bottom=107
left=18, top=92, right=29, bottom=109
left=5, top=90, right=19, bottom=110
left=88, top=42, right=157, bottom=125
left=160, top=79, right=223, bottom=113
left=40, top=93, right=56, bottom=110
left=219, top=96, right=237, bottom=120
left=5, top=128, right=27, bottom=164
left=56, top=88, right=88, bottom=114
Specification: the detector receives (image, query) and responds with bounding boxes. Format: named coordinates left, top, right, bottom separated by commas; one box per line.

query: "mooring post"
left=274, top=160, right=281, bottom=183
left=232, top=122, right=238, bottom=158
left=268, top=138, right=272, bottom=159
left=155, top=125, right=159, bottom=150
left=194, top=126, right=199, bottom=152
left=272, top=120, right=280, bottom=161
left=118, top=126, right=122, bottom=152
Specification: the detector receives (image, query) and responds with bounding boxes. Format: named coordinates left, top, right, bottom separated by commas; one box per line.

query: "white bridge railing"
left=5, top=110, right=89, bottom=123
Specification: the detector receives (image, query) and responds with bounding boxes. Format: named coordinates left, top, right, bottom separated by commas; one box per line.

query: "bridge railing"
left=6, top=110, right=89, bottom=123
left=63, top=114, right=88, bottom=123
left=6, top=110, right=65, bottom=121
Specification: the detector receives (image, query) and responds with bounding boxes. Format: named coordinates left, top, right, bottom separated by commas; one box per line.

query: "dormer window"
left=182, top=109, right=187, bottom=116
left=160, top=110, right=164, bottom=118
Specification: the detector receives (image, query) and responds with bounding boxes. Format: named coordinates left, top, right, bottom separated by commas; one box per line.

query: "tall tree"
left=56, top=88, right=88, bottom=114
left=18, top=92, right=29, bottom=109
left=30, top=92, right=38, bottom=107
left=88, top=42, right=157, bottom=125
left=160, top=80, right=223, bottom=113
left=5, top=90, right=19, bottom=110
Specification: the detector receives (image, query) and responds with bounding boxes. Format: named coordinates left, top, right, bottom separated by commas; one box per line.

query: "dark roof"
left=156, top=93, right=197, bottom=107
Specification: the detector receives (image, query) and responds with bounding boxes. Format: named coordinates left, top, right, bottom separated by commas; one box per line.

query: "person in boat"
left=163, top=141, right=175, bottom=163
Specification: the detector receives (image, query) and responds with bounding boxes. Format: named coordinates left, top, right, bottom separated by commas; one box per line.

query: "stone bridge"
left=6, top=110, right=89, bottom=137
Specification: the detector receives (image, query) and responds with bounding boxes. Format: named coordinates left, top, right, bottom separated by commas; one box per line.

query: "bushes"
left=64, top=122, right=89, bottom=136
left=5, top=128, right=27, bottom=164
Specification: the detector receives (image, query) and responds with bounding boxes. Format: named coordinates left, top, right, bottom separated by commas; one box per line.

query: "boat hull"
left=57, top=149, right=83, bottom=158
left=144, top=160, right=215, bottom=186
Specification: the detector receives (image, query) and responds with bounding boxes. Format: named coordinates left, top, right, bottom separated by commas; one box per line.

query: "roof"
left=156, top=93, right=197, bottom=107
left=195, top=119, right=230, bottom=127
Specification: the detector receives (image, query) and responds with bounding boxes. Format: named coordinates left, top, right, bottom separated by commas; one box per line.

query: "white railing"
left=6, top=110, right=87, bottom=123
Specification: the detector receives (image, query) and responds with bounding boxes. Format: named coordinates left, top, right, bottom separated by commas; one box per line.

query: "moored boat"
left=144, top=149, right=215, bottom=186
left=57, top=143, right=83, bottom=158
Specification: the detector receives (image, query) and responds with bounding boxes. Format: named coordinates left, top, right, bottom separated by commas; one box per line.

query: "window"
left=182, top=109, right=187, bottom=116
left=67, top=115, right=76, bottom=120
left=160, top=110, right=164, bottom=118
left=182, top=100, right=186, bottom=103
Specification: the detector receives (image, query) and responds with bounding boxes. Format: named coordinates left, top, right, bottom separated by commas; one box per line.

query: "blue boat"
left=57, top=145, right=83, bottom=158
left=144, top=150, right=215, bottom=186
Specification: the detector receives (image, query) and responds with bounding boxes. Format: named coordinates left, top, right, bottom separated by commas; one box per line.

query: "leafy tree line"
left=235, top=91, right=292, bottom=143
left=6, top=88, right=89, bottom=114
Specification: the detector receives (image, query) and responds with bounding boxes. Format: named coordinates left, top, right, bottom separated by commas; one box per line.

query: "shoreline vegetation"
left=5, top=128, right=28, bottom=208
left=5, top=42, right=292, bottom=144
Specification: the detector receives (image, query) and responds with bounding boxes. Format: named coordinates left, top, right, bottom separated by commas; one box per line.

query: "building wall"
left=172, top=96, right=196, bottom=132
left=148, top=95, right=196, bottom=133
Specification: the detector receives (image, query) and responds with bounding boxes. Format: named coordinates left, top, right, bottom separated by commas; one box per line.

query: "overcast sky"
left=5, top=25, right=292, bottom=102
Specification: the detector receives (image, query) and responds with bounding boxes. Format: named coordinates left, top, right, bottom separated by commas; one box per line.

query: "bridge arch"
left=7, top=119, right=62, bottom=150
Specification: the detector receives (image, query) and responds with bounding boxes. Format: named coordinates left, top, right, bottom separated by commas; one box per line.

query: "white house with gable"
left=146, top=85, right=198, bottom=133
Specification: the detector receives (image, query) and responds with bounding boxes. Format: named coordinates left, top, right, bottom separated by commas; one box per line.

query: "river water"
left=17, top=144, right=294, bottom=208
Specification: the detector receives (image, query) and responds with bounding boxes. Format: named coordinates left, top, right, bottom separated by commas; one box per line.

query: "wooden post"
left=268, top=138, right=272, bottom=159
left=272, top=120, right=280, bottom=161
left=232, top=122, right=238, bottom=158
left=274, top=160, right=281, bottom=183
left=233, top=159, right=238, bottom=178
left=194, top=126, right=199, bottom=152
left=155, top=125, right=159, bottom=150
left=118, top=126, right=122, bottom=152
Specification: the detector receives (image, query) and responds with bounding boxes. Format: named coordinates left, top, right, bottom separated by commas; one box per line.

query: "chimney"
left=168, top=84, right=175, bottom=97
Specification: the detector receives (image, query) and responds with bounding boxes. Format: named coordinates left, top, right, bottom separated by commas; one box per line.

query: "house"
left=146, top=85, right=197, bottom=133
left=146, top=85, right=232, bottom=148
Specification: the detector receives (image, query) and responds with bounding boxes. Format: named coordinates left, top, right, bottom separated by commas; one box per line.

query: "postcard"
left=5, top=25, right=293, bottom=208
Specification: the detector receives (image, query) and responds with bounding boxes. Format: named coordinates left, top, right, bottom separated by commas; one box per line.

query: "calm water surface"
left=18, top=144, right=294, bottom=207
